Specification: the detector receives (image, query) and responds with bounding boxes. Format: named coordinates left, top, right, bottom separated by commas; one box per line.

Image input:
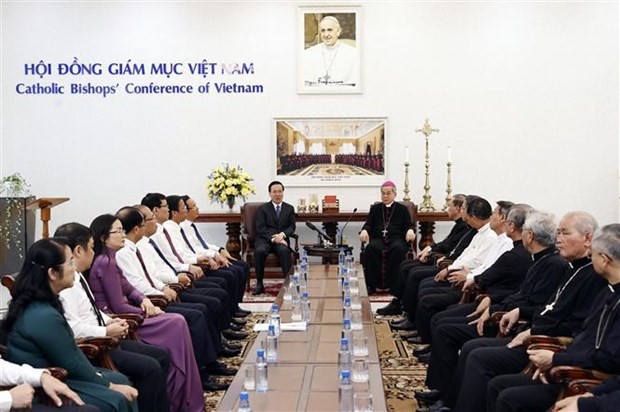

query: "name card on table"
left=253, top=322, right=307, bottom=332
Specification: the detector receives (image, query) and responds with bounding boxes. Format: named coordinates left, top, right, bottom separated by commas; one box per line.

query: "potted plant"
left=0, top=173, right=31, bottom=259
left=206, top=163, right=256, bottom=211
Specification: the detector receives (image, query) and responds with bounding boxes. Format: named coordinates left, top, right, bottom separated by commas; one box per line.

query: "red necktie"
left=135, top=248, right=156, bottom=288
left=163, top=227, right=185, bottom=263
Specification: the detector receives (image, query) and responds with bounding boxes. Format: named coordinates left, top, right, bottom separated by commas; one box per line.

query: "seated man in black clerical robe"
left=360, top=181, right=415, bottom=294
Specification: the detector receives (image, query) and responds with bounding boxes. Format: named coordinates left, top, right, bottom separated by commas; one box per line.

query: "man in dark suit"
left=360, top=181, right=416, bottom=294
left=253, top=181, right=296, bottom=295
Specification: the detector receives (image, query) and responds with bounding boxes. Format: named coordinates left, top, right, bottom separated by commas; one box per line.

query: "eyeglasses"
left=109, top=228, right=126, bottom=235
left=144, top=217, right=156, bottom=222
left=159, top=204, right=169, bottom=209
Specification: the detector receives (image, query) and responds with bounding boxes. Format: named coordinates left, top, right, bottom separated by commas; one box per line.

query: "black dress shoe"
left=218, top=346, right=241, bottom=358
left=407, top=336, right=425, bottom=344
left=232, top=317, right=248, bottom=326
left=413, top=344, right=431, bottom=356
left=414, top=389, right=442, bottom=404
left=252, top=283, right=265, bottom=295
left=207, top=362, right=238, bottom=376
left=235, top=308, right=251, bottom=317
left=222, top=340, right=242, bottom=350
left=417, top=352, right=431, bottom=364
left=376, top=299, right=402, bottom=316
left=400, top=330, right=419, bottom=339
left=429, top=400, right=451, bottom=412
left=391, top=319, right=416, bottom=331
left=223, top=329, right=248, bottom=340
left=202, top=378, right=230, bottom=391
left=228, top=322, right=244, bottom=331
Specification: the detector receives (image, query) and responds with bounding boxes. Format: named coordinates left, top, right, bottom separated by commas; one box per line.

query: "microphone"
left=339, top=208, right=358, bottom=246
left=305, top=221, right=331, bottom=241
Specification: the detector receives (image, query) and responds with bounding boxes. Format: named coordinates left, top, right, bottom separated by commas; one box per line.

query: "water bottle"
left=266, top=324, right=278, bottom=363
left=341, top=318, right=353, bottom=343
left=342, top=296, right=352, bottom=321
left=299, top=273, right=308, bottom=297
left=291, top=274, right=300, bottom=301
left=301, top=291, right=311, bottom=323
left=238, top=391, right=252, bottom=412
left=338, top=338, right=352, bottom=378
left=338, top=247, right=346, bottom=266
left=291, top=292, right=302, bottom=322
left=269, top=304, right=281, bottom=337
left=301, top=259, right=309, bottom=282
left=255, top=349, right=268, bottom=392
left=342, top=279, right=351, bottom=303
left=338, top=370, right=353, bottom=412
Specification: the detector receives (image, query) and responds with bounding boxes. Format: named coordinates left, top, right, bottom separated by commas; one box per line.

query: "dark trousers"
left=402, top=266, right=440, bottom=318
left=425, top=311, right=495, bottom=395
left=254, top=241, right=292, bottom=282
left=226, top=261, right=248, bottom=303
left=415, top=285, right=461, bottom=343
left=166, top=302, right=217, bottom=368
left=363, top=237, right=408, bottom=290
left=488, top=373, right=561, bottom=412
left=192, top=279, right=234, bottom=327
left=110, top=340, right=170, bottom=412
left=391, top=259, right=428, bottom=299
left=452, top=339, right=528, bottom=411
left=205, top=267, right=242, bottom=308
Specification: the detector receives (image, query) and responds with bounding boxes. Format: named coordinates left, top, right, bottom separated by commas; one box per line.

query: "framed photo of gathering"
left=274, top=117, right=387, bottom=187
left=297, top=5, right=362, bottom=94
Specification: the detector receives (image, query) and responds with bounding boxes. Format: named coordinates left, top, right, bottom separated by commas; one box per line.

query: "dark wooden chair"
left=240, top=202, right=299, bottom=289
left=360, top=201, right=418, bottom=266
left=0, top=345, right=71, bottom=406
left=2, top=272, right=129, bottom=371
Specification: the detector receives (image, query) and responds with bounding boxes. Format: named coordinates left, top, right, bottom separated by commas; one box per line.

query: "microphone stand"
left=339, top=208, right=358, bottom=246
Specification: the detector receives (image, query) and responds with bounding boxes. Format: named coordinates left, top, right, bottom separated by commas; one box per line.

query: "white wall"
left=1, top=1, right=618, bottom=252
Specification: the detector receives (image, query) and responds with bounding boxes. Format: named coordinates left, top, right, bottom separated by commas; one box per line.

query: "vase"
left=226, top=197, right=236, bottom=212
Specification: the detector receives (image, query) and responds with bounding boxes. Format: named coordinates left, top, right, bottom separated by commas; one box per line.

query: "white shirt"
left=150, top=223, right=191, bottom=272
left=449, top=222, right=498, bottom=271
left=0, top=358, right=46, bottom=412
left=59, top=272, right=112, bottom=339
left=179, top=220, right=218, bottom=257
left=161, top=220, right=204, bottom=264
left=137, top=237, right=180, bottom=285
left=467, top=232, right=514, bottom=279
left=116, top=238, right=164, bottom=296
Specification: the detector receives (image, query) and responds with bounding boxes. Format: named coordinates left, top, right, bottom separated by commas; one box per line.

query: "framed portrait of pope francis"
left=298, top=6, right=362, bottom=94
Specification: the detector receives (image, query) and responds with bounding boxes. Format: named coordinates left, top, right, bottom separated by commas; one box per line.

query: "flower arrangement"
left=0, top=173, right=31, bottom=259
left=206, top=163, right=256, bottom=209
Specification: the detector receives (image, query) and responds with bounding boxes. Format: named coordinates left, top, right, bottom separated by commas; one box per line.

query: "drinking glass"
left=353, top=392, right=373, bottom=411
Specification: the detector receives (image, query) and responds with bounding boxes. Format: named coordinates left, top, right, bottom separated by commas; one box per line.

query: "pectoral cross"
left=382, top=229, right=388, bottom=238
left=540, top=303, right=555, bottom=315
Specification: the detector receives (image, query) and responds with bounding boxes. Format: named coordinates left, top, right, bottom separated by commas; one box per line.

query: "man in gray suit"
left=253, top=181, right=296, bottom=294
